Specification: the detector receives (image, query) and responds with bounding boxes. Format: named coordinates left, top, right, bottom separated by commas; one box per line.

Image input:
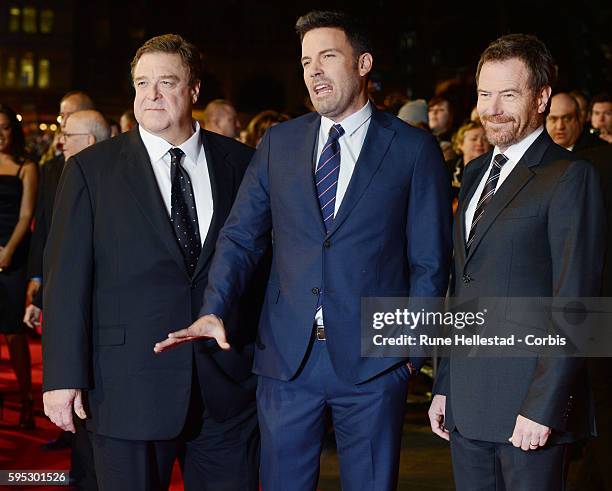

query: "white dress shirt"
left=139, top=121, right=214, bottom=244
left=315, top=101, right=372, bottom=326
left=316, top=101, right=373, bottom=217
left=464, top=126, right=544, bottom=238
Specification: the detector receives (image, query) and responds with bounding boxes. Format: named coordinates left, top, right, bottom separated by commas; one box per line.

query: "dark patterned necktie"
left=315, top=124, right=345, bottom=233
left=466, top=153, right=508, bottom=251
left=169, top=147, right=201, bottom=276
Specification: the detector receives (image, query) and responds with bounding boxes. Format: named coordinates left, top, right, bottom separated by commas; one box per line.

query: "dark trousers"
left=257, top=338, right=409, bottom=491
left=90, top=374, right=259, bottom=491
left=450, top=428, right=569, bottom=491
left=72, top=416, right=98, bottom=490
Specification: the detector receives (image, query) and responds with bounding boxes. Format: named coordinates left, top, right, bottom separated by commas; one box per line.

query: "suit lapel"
left=119, top=130, right=188, bottom=277
left=464, top=131, right=552, bottom=265
left=297, top=114, right=327, bottom=236
left=327, top=109, right=394, bottom=237
left=464, top=164, right=534, bottom=264
left=192, top=130, right=234, bottom=279
left=456, top=154, right=491, bottom=267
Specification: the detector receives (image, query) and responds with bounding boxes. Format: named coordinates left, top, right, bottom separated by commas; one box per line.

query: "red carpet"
left=0, top=337, right=183, bottom=489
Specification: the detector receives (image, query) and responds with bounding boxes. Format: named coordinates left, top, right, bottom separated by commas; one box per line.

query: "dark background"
left=0, top=0, right=610, bottom=123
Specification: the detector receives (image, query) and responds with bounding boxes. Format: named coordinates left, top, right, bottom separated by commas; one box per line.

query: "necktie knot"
left=493, top=153, right=508, bottom=169
left=169, top=147, right=184, bottom=164
left=329, top=124, right=345, bottom=141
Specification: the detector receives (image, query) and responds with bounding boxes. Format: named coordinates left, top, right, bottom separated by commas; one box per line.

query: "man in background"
left=590, top=93, right=612, bottom=143
left=202, top=99, right=240, bottom=138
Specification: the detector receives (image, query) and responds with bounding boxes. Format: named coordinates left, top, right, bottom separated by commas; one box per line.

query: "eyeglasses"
left=59, top=132, right=90, bottom=141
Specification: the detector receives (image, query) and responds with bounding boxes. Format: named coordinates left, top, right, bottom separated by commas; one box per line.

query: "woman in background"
left=242, top=110, right=290, bottom=148
left=0, top=104, right=38, bottom=428
left=447, top=121, right=490, bottom=211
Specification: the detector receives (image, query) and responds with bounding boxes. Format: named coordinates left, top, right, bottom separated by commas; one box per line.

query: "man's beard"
left=482, top=112, right=541, bottom=148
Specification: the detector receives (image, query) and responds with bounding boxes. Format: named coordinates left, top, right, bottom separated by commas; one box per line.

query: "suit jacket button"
left=312, top=287, right=320, bottom=295
left=462, top=274, right=472, bottom=284
left=323, top=240, right=331, bottom=248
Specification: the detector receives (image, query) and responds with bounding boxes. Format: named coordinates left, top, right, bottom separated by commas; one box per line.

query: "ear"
left=191, top=80, right=201, bottom=104
left=358, top=52, right=373, bottom=78
left=537, top=85, right=552, bottom=114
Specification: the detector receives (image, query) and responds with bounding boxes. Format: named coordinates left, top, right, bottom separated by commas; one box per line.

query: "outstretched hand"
left=154, top=314, right=230, bottom=353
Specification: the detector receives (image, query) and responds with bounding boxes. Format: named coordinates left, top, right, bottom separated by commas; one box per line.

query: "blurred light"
left=50, top=124, right=58, bottom=131
left=16, top=114, right=23, bottom=121
left=39, top=123, right=48, bottom=131
left=57, top=115, right=62, bottom=123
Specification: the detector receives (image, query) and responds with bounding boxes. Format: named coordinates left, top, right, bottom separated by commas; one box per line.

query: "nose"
left=145, top=82, right=161, bottom=100
left=309, top=58, right=323, bottom=78
left=488, top=94, right=503, bottom=115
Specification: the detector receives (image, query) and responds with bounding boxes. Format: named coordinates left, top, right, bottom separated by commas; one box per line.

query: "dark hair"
left=0, top=104, right=26, bottom=161
left=476, top=34, right=557, bottom=95
left=428, top=96, right=451, bottom=111
left=295, top=10, right=372, bottom=57
left=131, top=34, right=202, bottom=87
left=590, top=92, right=612, bottom=106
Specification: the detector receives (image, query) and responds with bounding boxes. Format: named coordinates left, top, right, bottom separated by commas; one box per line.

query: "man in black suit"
left=547, top=91, right=612, bottom=491
left=428, top=34, right=605, bottom=490
left=42, top=34, right=261, bottom=491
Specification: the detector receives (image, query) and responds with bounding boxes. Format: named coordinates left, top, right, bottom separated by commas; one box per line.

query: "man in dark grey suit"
left=428, top=34, right=605, bottom=490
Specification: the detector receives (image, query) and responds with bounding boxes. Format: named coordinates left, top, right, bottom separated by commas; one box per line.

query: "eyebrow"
left=134, top=74, right=181, bottom=82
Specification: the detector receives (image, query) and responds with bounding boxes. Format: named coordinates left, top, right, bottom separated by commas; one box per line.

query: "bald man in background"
left=25, top=108, right=108, bottom=491
left=61, top=111, right=111, bottom=162
left=26, top=92, right=95, bottom=309
left=547, top=92, right=612, bottom=490
left=202, top=99, right=240, bottom=138
left=546, top=93, right=604, bottom=152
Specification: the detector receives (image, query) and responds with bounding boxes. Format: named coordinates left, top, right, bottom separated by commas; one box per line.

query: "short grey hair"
left=69, top=110, right=111, bottom=142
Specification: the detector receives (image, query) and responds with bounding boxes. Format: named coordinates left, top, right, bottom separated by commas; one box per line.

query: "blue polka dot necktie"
left=169, top=147, right=201, bottom=276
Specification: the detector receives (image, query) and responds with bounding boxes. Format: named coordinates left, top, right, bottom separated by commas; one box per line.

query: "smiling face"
left=133, top=52, right=200, bottom=145
left=460, top=127, right=490, bottom=163
left=0, top=113, right=12, bottom=154
left=301, top=27, right=372, bottom=122
left=477, top=58, right=550, bottom=151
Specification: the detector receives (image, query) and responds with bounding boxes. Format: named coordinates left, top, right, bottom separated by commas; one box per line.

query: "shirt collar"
left=493, top=126, right=544, bottom=165
left=139, top=120, right=201, bottom=164
left=320, top=101, right=372, bottom=139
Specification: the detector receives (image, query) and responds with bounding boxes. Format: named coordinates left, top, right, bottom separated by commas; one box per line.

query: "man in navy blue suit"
left=156, top=11, right=452, bottom=490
